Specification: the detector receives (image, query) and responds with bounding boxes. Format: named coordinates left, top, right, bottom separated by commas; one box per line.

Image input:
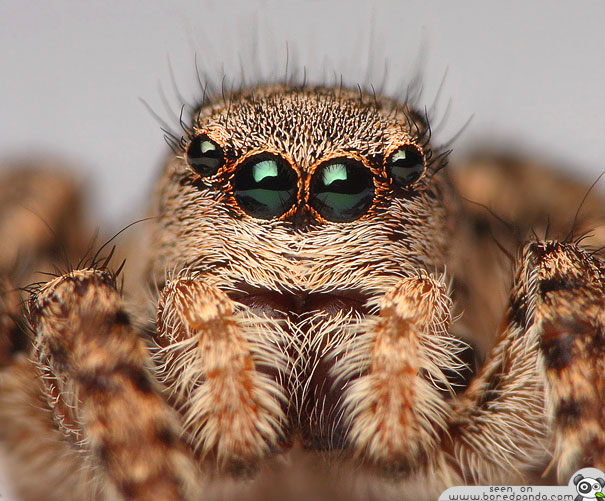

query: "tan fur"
left=0, top=85, right=603, bottom=500
left=28, top=270, right=199, bottom=500
left=342, top=273, right=456, bottom=468
left=156, top=275, right=287, bottom=471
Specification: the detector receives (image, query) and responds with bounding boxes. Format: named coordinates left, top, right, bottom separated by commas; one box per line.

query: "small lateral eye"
left=186, top=135, right=224, bottom=177
left=386, top=144, right=425, bottom=187
left=309, top=159, right=374, bottom=222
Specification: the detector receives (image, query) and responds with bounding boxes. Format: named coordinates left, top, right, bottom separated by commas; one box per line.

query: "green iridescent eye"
left=233, top=154, right=298, bottom=219
left=186, top=135, right=224, bottom=177
left=386, top=145, right=425, bottom=186
left=309, top=159, right=374, bottom=222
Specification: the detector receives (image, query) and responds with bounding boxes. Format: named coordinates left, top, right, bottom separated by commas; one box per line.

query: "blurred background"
left=2, top=0, right=605, bottom=229
left=1, top=0, right=604, bottom=497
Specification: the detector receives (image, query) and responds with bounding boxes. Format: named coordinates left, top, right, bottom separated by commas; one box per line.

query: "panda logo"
left=574, top=473, right=605, bottom=501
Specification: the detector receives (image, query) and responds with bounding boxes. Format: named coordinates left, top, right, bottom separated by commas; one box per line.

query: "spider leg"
left=28, top=268, right=198, bottom=501
left=155, top=274, right=288, bottom=475
left=0, top=165, right=89, bottom=366
left=0, top=165, right=86, bottom=274
left=447, top=241, right=605, bottom=483
left=0, top=275, right=24, bottom=366
left=520, top=242, right=605, bottom=474
left=339, top=271, right=458, bottom=474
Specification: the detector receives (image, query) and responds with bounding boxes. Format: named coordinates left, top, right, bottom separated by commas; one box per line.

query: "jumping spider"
left=0, top=83, right=603, bottom=501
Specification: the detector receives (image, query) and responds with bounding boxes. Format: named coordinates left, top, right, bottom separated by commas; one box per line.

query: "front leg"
left=521, top=242, right=605, bottom=474
left=29, top=268, right=198, bottom=501
left=155, top=274, right=288, bottom=474
left=448, top=241, right=605, bottom=483
left=341, top=241, right=604, bottom=492
left=339, top=271, right=462, bottom=473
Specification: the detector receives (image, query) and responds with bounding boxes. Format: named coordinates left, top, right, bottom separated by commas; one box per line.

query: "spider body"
left=0, top=84, right=604, bottom=501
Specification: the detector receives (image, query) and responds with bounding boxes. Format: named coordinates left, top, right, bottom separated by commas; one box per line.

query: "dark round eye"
left=232, top=154, right=298, bottom=219
left=186, top=135, right=223, bottom=176
left=579, top=482, right=590, bottom=493
left=386, top=145, right=425, bottom=186
left=309, top=159, right=374, bottom=222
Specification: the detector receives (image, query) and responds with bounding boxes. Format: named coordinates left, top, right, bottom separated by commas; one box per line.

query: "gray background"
left=1, top=0, right=604, bottom=497
left=2, top=0, right=605, bottom=228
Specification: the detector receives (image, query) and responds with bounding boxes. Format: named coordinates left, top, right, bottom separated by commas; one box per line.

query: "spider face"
left=2, top=82, right=603, bottom=501
left=181, top=87, right=432, bottom=225
left=152, top=86, right=451, bottom=293
left=148, top=86, right=456, bottom=454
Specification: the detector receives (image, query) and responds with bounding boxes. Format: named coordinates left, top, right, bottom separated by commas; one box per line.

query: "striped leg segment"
left=29, top=269, right=197, bottom=501
left=523, top=242, right=605, bottom=474
left=340, top=272, right=461, bottom=474
left=156, top=275, right=287, bottom=475
left=446, top=241, right=604, bottom=483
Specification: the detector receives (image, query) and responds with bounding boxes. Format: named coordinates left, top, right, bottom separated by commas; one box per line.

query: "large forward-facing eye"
left=309, top=159, right=374, bottom=222
left=186, top=135, right=224, bottom=177
left=386, top=144, right=425, bottom=187
left=232, top=154, right=298, bottom=219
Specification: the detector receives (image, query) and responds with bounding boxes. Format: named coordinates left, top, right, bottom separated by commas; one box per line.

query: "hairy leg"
left=520, top=242, right=605, bottom=474
left=340, top=241, right=603, bottom=497
left=450, top=154, right=605, bottom=357
left=446, top=241, right=604, bottom=483
left=339, top=272, right=462, bottom=472
left=28, top=268, right=198, bottom=501
left=155, top=274, right=288, bottom=474
left=0, top=166, right=88, bottom=365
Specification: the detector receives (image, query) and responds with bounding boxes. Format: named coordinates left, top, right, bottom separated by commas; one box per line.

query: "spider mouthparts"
left=229, top=286, right=369, bottom=317
left=226, top=285, right=371, bottom=451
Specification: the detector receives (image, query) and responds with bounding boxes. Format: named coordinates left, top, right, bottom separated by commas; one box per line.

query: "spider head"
left=151, top=85, right=454, bottom=300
